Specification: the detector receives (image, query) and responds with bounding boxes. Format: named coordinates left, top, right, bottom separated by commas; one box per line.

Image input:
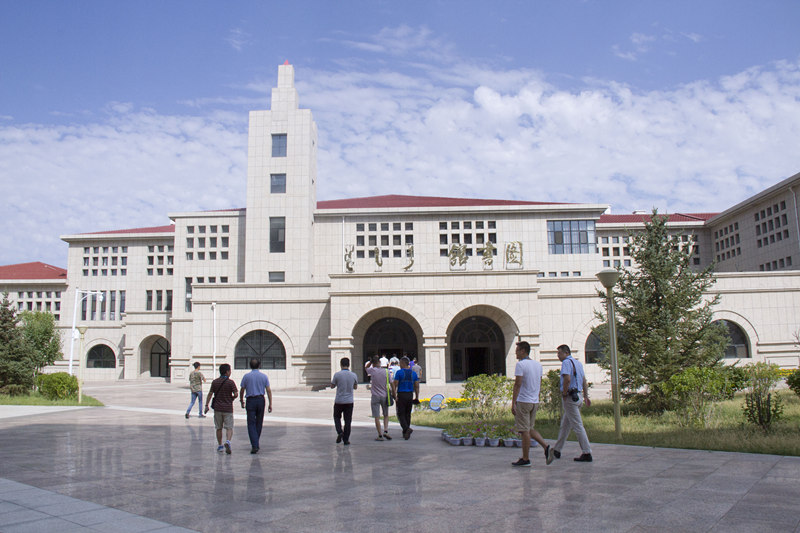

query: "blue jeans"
left=246, top=395, right=266, bottom=450
left=186, top=391, right=203, bottom=416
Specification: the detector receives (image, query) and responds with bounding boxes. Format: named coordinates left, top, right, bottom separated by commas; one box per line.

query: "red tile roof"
left=599, top=213, right=718, bottom=224
left=317, top=194, right=567, bottom=209
left=81, top=224, right=175, bottom=236
left=0, top=262, right=67, bottom=280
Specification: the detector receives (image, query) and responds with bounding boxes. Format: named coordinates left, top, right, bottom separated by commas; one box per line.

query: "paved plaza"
left=0, top=381, right=798, bottom=533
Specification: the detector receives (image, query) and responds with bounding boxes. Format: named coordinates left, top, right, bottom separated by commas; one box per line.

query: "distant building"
left=3, top=64, right=799, bottom=388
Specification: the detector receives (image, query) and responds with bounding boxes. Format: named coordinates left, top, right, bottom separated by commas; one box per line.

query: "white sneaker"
left=217, top=445, right=225, bottom=453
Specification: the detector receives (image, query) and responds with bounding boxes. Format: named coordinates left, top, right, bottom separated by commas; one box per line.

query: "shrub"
left=661, top=366, right=731, bottom=427
left=37, top=372, right=78, bottom=401
left=0, top=384, right=30, bottom=396
left=786, top=368, right=800, bottom=398
left=461, top=374, right=513, bottom=421
left=720, top=364, right=749, bottom=399
left=742, top=362, right=783, bottom=433
left=539, top=369, right=563, bottom=421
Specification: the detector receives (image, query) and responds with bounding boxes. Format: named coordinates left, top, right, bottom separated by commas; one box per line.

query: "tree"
left=0, top=292, right=37, bottom=388
left=596, top=210, right=729, bottom=413
left=19, top=311, right=63, bottom=378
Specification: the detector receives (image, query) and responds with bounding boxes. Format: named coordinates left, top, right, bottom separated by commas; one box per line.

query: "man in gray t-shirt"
left=330, top=357, right=358, bottom=445
left=365, top=355, right=392, bottom=441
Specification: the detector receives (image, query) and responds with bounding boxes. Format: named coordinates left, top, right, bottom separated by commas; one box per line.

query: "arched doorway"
left=450, top=316, right=505, bottom=380
left=362, top=318, right=417, bottom=381
left=150, top=338, right=171, bottom=378
left=234, top=330, right=286, bottom=370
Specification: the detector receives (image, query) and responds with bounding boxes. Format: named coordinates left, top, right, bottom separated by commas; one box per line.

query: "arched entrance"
left=234, top=330, right=287, bottom=370
left=150, top=338, right=171, bottom=378
left=362, top=317, right=418, bottom=381
left=450, top=316, right=505, bottom=380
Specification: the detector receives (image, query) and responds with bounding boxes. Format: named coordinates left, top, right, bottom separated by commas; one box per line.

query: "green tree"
left=19, top=311, right=63, bottom=379
left=596, top=210, right=729, bottom=413
left=0, top=292, right=37, bottom=388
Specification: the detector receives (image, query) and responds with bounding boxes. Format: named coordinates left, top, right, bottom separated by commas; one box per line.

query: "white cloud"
left=0, top=109, right=247, bottom=266
left=226, top=27, right=251, bottom=52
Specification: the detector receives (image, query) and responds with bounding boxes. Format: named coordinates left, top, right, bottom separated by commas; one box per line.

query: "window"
left=584, top=332, right=604, bottom=364
left=234, top=330, right=286, bottom=370
left=547, top=220, right=596, bottom=254
left=87, top=345, right=116, bottom=368
left=272, top=134, right=287, bottom=157
left=269, top=271, right=285, bottom=282
left=270, top=217, right=286, bottom=253
left=146, top=290, right=153, bottom=311
left=271, top=173, right=286, bottom=193
left=715, top=320, right=750, bottom=358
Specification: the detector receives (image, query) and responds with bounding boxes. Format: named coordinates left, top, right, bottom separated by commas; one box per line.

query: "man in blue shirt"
left=391, top=356, right=420, bottom=440
left=331, top=357, right=358, bottom=445
left=548, top=344, right=593, bottom=463
left=239, top=358, right=273, bottom=454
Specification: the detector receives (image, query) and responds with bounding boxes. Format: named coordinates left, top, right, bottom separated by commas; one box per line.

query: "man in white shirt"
left=510, top=341, right=552, bottom=467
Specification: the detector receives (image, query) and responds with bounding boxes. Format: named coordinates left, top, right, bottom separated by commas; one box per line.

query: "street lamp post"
left=596, top=268, right=622, bottom=440
left=77, top=325, right=88, bottom=404
left=68, top=288, right=104, bottom=375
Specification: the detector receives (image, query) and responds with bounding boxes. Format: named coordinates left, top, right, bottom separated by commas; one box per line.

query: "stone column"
left=423, top=336, right=447, bottom=387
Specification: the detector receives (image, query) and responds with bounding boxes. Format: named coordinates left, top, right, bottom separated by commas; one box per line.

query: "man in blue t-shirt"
left=239, top=358, right=273, bottom=454
left=330, top=357, right=358, bottom=445
left=548, top=344, right=593, bottom=463
left=391, top=356, right=419, bottom=440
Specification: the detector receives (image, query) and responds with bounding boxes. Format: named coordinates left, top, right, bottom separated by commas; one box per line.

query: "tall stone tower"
left=244, top=63, right=318, bottom=283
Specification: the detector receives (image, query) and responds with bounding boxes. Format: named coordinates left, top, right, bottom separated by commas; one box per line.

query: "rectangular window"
left=221, top=237, right=229, bottom=247
left=110, top=291, right=116, bottom=320
left=100, top=292, right=106, bottom=320
left=270, top=217, right=286, bottom=253
left=269, top=271, right=285, bottom=282
left=185, top=278, right=192, bottom=312
left=272, top=134, right=287, bottom=157
left=156, top=290, right=163, bottom=311
left=146, top=290, right=153, bottom=311
left=547, top=220, right=597, bottom=254
left=271, top=173, right=287, bottom=193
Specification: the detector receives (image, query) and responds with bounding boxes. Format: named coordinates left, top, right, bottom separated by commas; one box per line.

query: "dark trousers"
left=245, top=395, right=265, bottom=450
left=333, top=403, right=354, bottom=442
left=396, top=392, right=413, bottom=432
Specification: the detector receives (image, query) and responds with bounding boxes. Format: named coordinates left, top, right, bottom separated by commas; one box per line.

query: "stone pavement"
left=0, top=381, right=798, bottom=533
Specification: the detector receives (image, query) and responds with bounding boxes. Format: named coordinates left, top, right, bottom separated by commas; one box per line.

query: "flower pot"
left=488, top=438, right=500, bottom=447
left=474, top=437, right=486, bottom=447
left=441, top=431, right=449, bottom=441
left=447, top=437, right=461, bottom=446
left=508, top=438, right=522, bottom=447
left=461, top=436, right=474, bottom=446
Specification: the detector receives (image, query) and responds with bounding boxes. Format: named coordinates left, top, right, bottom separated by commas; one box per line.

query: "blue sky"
left=1, top=0, right=800, bottom=266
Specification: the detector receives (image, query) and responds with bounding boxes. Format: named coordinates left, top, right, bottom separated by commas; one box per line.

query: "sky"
left=1, top=0, right=800, bottom=267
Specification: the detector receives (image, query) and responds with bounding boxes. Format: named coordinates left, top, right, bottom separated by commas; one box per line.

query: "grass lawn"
left=0, top=392, right=103, bottom=407
left=409, top=390, right=800, bottom=456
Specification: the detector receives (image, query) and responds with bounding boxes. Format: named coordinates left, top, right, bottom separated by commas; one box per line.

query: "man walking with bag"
left=204, top=363, right=238, bottom=454
left=548, top=344, right=593, bottom=463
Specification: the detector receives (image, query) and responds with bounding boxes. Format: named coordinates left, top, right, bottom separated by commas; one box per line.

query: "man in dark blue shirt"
left=391, top=356, right=419, bottom=440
